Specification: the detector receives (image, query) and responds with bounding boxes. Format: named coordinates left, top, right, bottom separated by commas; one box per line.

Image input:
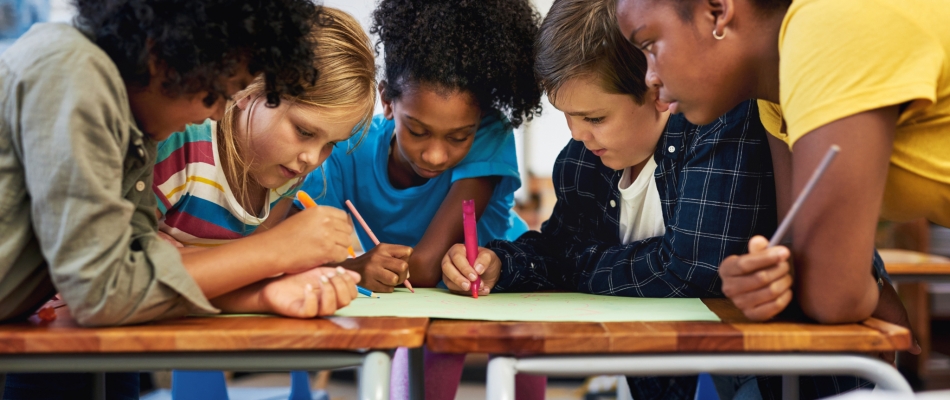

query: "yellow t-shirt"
left=758, top=0, right=950, bottom=226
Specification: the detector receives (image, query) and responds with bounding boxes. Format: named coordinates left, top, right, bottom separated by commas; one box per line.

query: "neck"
left=216, top=123, right=268, bottom=215
left=750, top=10, right=786, bottom=103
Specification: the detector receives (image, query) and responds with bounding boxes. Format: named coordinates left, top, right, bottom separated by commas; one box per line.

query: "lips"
left=414, top=166, right=444, bottom=179
left=589, top=148, right=607, bottom=157
left=279, top=165, right=300, bottom=179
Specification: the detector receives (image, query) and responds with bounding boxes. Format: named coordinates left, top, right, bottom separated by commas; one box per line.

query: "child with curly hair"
left=0, top=0, right=359, bottom=397
left=294, top=0, right=544, bottom=398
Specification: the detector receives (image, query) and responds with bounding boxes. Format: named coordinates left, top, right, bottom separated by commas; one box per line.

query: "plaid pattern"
left=490, top=100, right=777, bottom=297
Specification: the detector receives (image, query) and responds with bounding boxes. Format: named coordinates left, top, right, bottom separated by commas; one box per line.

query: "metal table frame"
left=0, top=350, right=395, bottom=400
left=487, top=353, right=913, bottom=400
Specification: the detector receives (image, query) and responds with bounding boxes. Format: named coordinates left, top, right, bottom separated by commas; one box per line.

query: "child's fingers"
left=748, top=235, right=769, bottom=253
left=380, top=258, right=409, bottom=284
left=378, top=244, right=414, bottom=260
left=728, top=272, right=793, bottom=312
left=335, top=266, right=359, bottom=300
left=327, top=272, right=354, bottom=309
left=721, top=260, right=791, bottom=298
left=742, top=288, right=793, bottom=321
left=727, top=247, right=790, bottom=276
left=441, top=254, right=471, bottom=292
left=317, top=275, right=337, bottom=316
left=449, top=248, right=478, bottom=282
left=302, top=283, right=318, bottom=318
left=474, top=248, right=494, bottom=275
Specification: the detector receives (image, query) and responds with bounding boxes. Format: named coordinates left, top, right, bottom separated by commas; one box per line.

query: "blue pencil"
left=357, top=285, right=378, bottom=298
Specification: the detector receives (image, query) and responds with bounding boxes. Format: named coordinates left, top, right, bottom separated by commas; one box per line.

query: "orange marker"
left=345, top=199, right=414, bottom=293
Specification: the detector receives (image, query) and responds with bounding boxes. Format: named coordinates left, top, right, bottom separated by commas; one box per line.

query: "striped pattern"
left=152, top=121, right=297, bottom=246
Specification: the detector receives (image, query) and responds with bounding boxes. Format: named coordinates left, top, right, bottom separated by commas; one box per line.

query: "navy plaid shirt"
left=489, top=100, right=777, bottom=297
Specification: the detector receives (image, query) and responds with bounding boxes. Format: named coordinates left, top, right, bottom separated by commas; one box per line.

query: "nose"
left=421, top=144, right=448, bottom=167
left=645, top=56, right=662, bottom=89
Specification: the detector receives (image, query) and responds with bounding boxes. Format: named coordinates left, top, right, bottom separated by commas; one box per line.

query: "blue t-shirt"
left=297, top=113, right=528, bottom=250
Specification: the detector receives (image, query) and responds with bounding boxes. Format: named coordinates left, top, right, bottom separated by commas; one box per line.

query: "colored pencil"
left=345, top=199, right=415, bottom=293
left=768, top=145, right=840, bottom=248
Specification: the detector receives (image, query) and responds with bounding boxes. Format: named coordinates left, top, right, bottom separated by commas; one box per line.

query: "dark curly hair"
left=74, top=0, right=322, bottom=107
left=370, top=0, right=543, bottom=128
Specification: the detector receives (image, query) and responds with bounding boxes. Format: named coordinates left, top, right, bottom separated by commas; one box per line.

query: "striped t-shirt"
left=153, top=121, right=298, bottom=247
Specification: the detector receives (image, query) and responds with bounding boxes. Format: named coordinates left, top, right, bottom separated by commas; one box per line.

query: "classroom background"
left=3, top=0, right=949, bottom=398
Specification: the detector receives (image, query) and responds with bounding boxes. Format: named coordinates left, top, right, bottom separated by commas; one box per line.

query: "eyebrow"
left=566, top=109, right=606, bottom=117
left=626, top=25, right=645, bottom=45
left=405, top=114, right=477, bottom=133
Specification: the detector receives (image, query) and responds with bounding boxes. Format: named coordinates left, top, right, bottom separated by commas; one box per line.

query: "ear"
left=379, top=81, right=395, bottom=120
left=709, top=0, right=737, bottom=38
left=235, top=95, right=253, bottom=111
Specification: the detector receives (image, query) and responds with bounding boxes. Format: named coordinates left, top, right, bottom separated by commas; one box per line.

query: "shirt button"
left=137, top=147, right=145, bottom=158
left=135, top=181, right=145, bottom=191
left=668, top=145, right=676, bottom=153
left=610, top=200, right=616, bottom=208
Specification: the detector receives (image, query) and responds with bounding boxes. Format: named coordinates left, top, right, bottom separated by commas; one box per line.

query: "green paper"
left=333, top=288, right=720, bottom=322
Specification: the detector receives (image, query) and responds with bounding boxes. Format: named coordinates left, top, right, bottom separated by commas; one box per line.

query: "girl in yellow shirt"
left=615, top=0, right=945, bottom=343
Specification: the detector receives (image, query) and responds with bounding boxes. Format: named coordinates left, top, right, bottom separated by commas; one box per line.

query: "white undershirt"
left=617, top=155, right=666, bottom=244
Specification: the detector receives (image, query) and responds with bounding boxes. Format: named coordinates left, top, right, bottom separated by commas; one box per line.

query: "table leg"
left=92, top=372, right=106, bottom=400
left=359, top=351, right=391, bottom=400
left=486, top=356, right=517, bottom=400
left=407, top=347, right=425, bottom=400
left=782, top=375, right=799, bottom=400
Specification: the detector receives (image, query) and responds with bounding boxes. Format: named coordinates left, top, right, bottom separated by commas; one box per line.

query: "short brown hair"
left=535, top=0, right=648, bottom=104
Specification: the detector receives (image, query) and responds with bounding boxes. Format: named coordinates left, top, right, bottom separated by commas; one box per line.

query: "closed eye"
left=296, top=126, right=315, bottom=138
left=584, top=117, right=605, bottom=124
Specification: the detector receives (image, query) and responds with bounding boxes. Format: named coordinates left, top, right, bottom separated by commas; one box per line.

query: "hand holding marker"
left=345, top=200, right=415, bottom=293
left=295, top=191, right=377, bottom=298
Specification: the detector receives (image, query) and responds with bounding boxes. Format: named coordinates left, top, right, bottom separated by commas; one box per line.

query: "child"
left=153, top=6, right=374, bottom=390
left=153, top=4, right=374, bottom=313
left=441, top=0, right=776, bottom=398
left=0, top=0, right=356, bottom=397
left=615, top=0, right=929, bottom=396
left=295, top=0, right=543, bottom=398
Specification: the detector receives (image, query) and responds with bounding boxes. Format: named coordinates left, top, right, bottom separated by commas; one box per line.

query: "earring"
left=713, top=28, right=726, bottom=40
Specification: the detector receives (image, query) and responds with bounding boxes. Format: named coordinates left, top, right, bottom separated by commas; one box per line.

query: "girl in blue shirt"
left=295, top=0, right=544, bottom=398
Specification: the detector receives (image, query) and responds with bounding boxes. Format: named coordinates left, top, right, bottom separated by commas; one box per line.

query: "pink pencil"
left=462, top=199, right=480, bottom=298
left=345, top=199, right=414, bottom=293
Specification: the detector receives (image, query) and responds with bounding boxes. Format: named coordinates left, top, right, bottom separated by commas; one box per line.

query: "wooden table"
left=0, top=306, right=429, bottom=400
left=880, top=248, right=950, bottom=387
left=427, top=299, right=913, bottom=400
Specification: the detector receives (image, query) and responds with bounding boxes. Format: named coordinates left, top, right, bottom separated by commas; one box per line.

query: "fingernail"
left=305, top=283, right=313, bottom=292
left=468, top=273, right=477, bottom=280
left=336, top=266, right=346, bottom=275
left=475, top=263, right=485, bottom=274
left=462, top=281, right=470, bottom=290
left=320, top=275, right=329, bottom=284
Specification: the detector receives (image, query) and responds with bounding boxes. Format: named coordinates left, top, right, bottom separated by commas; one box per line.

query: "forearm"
left=791, top=107, right=897, bottom=323
left=209, top=280, right=268, bottom=314
left=407, top=248, right=444, bottom=287
left=181, top=231, right=292, bottom=299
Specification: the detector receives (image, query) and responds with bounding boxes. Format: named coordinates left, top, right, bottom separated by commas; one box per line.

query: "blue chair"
left=695, top=373, right=721, bottom=400
left=170, top=370, right=315, bottom=400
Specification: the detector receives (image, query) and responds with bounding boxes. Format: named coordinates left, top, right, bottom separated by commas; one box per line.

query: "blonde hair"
left=535, top=0, right=648, bottom=105
left=217, top=7, right=377, bottom=212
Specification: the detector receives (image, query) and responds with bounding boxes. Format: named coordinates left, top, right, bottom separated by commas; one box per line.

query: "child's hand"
left=271, top=205, right=354, bottom=273
left=719, top=235, right=794, bottom=321
left=259, top=266, right=361, bottom=318
left=441, top=244, right=500, bottom=296
left=341, top=243, right=413, bottom=293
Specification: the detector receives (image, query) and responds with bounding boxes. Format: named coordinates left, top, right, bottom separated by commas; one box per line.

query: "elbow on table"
left=798, top=286, right=877, bottom=324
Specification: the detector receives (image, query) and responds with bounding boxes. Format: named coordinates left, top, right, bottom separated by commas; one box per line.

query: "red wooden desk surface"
left=0, top=307, right=428, bottom=353
left=426, top=299, right=911, bottom=355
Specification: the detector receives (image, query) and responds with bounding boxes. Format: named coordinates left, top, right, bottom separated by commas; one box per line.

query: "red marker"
left=462, top=199, right=480, bottom=298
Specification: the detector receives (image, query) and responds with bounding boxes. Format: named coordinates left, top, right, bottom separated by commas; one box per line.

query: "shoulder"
left=156, top=121, right=214, bottom=165
left=689, top=100, right=766, bottom=145
left=3, top=24, right=124, bottom=97
left=553, top=139, right=613, bottom=194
